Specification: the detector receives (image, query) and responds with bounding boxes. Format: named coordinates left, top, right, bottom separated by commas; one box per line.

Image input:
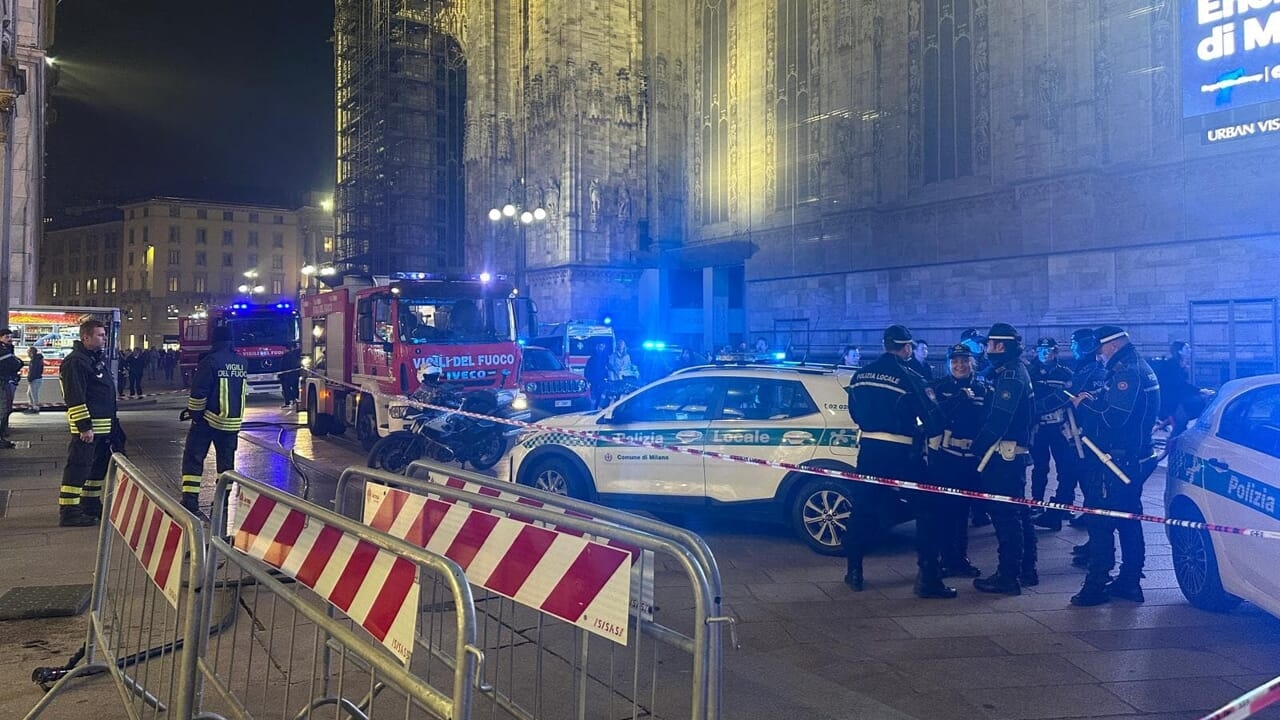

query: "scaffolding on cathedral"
left=334, top=0, right=467, bottom=275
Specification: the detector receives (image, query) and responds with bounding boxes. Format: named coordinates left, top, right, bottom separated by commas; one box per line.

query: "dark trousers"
left=981, top=454, right=1036, bottom=578
left=1031, top=422, right=1073, bottom=502
left=61, top=435, right=113, bottom=512
left=0, top=380, right=14, bottom=437
left=128, top=372, right=143, bottom=397
left=180, top=422, right=239, bottom=500
left=1081, top=464, right=1145, bottom=584
left=281, top=375, right=299, bottom=403
left=929, top=450, right=981, bottom=566
left=843, top=441, right=941, bottom=576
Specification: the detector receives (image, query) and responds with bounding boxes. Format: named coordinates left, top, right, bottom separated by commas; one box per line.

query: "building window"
left=772, top=0, right=815, bottom=209
left=126, top=275, right=134, bottom=291
left=271, top=277, right=283, bottom=295
left=51, top=281, right=58, bottom=298
left=248, top=230, right=259, bottom=247
left=272, top=232, right=284, bottom=248
left=910, top=0, right=986, bottom=184
left=73, top=279, right=81, bottom=295
left=221, top=276, right=234, bottom=294
left=129, top=229, right=135, bottom=244
left=142, top=207, right=150, bottom=217
left=193, top=275, right=207, bottom=293
left=249, top=212, right=260, bottom=223
left=106, top=255, right=118, bottom=270
left=190, top=228, right=203, bottom=245
left=169, top=225, right=181, bottom=243
left=87, top=278, right=98, bottom=294
left=169, top=205, right=181, bottom=217
left=222, top=252, right=233, bottom=267
left=247, top=253, right=258, bottom=268
left=273, top=214, right=284, bottom=225
left=223, top=210, right=234, bottom=221
left=168, top=249, right=180, bottom=265
left=195, top=251, right=207, bottom=267
left=222, top=229, right=233, bottom=245
left=86, top=256, right=98, bottom=272
left=69, top=257, right=79, bottom=273
left=129, top=209, right=136, bottom=220
left=271, top=254, right=284, bottom=270
left=142, top=226, right=149, bottom=244
left=196, top=208, right=208, bottom=220
left=128, top=251, right=135, bottom=267
left=107, top=277, right=117, bottom=294
left=323, top=235, right=334, bottom=254
left=167, top=274, right=180, bottom=293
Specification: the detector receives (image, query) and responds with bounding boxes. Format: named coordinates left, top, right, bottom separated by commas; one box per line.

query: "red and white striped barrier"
left=1200, top=675, right=1280, bottom=720
left=432, top=473, right=657, bottom=621
left=232, top=485, right=421, bottom=664
left=364, top=482, right=634, bottom=644
left=109, top=470, right=186, bottom=608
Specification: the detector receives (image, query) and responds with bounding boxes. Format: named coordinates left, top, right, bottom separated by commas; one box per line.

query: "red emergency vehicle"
left=178, top=301, right=300, bottom=393
left=300, top=272, right=534, bottom=450
left=531, top=321, right=615, bottom=374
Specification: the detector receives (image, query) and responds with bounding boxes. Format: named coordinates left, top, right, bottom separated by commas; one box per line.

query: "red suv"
left=520, top=345, right=593, bottom=417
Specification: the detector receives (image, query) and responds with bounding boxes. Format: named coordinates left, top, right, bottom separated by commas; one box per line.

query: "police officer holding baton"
left=844, top=325, right=955, bottom=599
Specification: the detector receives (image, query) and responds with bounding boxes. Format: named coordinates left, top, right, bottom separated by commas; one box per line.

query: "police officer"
left=180, top=326, right=248, bottom=516
left=58, top=320, right=118, bottom=526
left=0, top=327, right=22, bottom=448
left=1036, top=328, right=1108, bottom=532
left=845, top=325, right=955, bottom=599
left=1029, top=338, right=1074, bottom=512
left=1069, top=325, right=1160, bottom=606
left=929, top=343, right=989, bottom=577
left=972, top=322, right=1038, bottom=595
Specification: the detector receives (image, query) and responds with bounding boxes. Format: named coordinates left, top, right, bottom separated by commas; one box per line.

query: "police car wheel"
left=790, top=479, right=853, bottom=556
left=1169, top=501, right=1242, bottom=613
left=523, top=457, right=588, bottom=500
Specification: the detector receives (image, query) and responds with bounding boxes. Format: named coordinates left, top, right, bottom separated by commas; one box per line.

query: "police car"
left=1165, top=374, right=1280, bottom=617
left=508, top=363, right=893, bottom=554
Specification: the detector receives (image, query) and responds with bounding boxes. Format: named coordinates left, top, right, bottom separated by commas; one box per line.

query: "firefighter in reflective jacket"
left=180, top=326, right=248, bottom=515
left=844, top=324, right=954, bottom=599
left=58, top=320, right=118, bottom=527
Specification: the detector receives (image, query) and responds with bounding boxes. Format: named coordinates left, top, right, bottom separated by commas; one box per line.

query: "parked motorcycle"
left=367, top=368, right=529, bottom=474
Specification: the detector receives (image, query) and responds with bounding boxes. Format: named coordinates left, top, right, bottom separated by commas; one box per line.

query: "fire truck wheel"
left=356, top=399, right=378, bottom=452
left=307, top=392, right=330, bottom=437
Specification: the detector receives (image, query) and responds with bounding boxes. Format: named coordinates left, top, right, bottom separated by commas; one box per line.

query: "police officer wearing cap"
left=179, top=325, right=248, bottom=516
left=1029, top=338, right=1074, bottom=512
left=971, top=322, right=1038, bottom=595
left=1038, top=328, right=1109, bottom=532
left=929, top=343, right=989, bottom=577
left=1068, top=325, right=1160, bottom=606
left=845, top=324, right=955, bottom=598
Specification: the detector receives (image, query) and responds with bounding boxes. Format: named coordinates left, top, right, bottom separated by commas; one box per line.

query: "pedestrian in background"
left=58, top=320, right=117, bottom=526
left=584, top=341, right=609, bottom=409
left=0, top=327, right=23, bottom=448
left=841, top=345, right=861, bottom=367
left=127, top=348, right=145, bottom=397
left=279, top=342, right=302, bottom=409
left=909, top=339, right=934, bottom=381
left=25, top=346, right=45, bottom=413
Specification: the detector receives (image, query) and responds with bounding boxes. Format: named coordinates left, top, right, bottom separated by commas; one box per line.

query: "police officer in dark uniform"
left=180, top=326, right=248, bottom=516
left=58, top=320, right=118, bottom=526
left=1029, top=338, right=1074, bottom=511
left=844, top=324, right=955, bottom=599
left=929, top=343, right=989, bottom=577
left=1069, top=325, right=1161, bottom=606
left=972, top=322, right=1038, bottom=595
left=1036, top=328, right=1109, bottom=532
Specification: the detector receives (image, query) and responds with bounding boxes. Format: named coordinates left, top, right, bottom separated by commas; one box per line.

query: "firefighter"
left=929, top=343, right=989, bottom=578
left=180, top=326, right=248, bottom=516
left=844, top=324, right=954, bottom=599
left=58, top=320, right=119, bottom=526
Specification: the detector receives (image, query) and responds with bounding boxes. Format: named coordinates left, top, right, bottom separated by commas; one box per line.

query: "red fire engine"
left=178, top=301, right=300, bottom=393
left=299, top=272, right=535, bottom=450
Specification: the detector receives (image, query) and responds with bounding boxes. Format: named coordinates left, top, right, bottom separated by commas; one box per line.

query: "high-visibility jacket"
left=188, top=341, right=248, bottom=432
left=61, top=341, right=117, bottom=435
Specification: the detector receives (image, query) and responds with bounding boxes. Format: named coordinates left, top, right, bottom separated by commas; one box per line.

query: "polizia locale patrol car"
left=507, top=361, right=911, bottom=554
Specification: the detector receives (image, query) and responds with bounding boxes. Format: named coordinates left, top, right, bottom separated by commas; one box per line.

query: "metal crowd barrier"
left=196, top=470, right=483, bottom=719
left=25, top=453, right=209, bottom=720
left=334, top=461, right=731, bottom=720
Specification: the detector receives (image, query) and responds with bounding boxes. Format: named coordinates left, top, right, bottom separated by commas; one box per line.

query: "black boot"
left=59, top=506, right=97, bottom=527
left=1105, top=576, right=1145, bottom=603
left=1068, top=513, right=1088, bottom=528
left=940, top=559, right=982, bottom=578
left=1032, top=510, right=1062, bottom=531
left=1070, top=581, right=1111, bottom=606
left=843, top=565, right=864, bottom=592
left=81, top=499, right=103, bottom=521
left=181, top=495, right=209, bottom=521
left=914, top=572, right=958, bottom=599
left=1019, top=568, right=1040, bottom=587
left=973, top=572, right=1021, bottom=596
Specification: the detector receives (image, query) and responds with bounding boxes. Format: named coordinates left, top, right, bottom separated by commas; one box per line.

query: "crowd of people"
left=114, top=347, right=180, bottom=398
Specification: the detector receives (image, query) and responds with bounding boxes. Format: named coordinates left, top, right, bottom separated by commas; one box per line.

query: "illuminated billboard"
left=1182, top=0, right=1280, bottom=119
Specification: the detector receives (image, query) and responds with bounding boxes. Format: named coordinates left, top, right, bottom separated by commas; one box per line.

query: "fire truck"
left=300, top=272, right=535, bottom=450
left=530, top=320, right=615, bottom=374
left=178, top=301, right=300, bottom=393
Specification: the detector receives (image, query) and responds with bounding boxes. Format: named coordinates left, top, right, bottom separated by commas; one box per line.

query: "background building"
left=455, top=0, right=1280, bottom=380
left=0, top=0, right=55, bottom=324
left=39, top=197, right=312, bottom=349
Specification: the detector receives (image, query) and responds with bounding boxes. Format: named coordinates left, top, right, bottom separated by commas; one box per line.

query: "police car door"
left=1200, top=385, right=1280, bottom=603
left=704, top=378, right=822, bottom=502
left=593, top=376, right=718, bottom=498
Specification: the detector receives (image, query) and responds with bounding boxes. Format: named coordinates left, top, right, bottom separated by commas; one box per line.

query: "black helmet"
left=1070, top=328, right=1099, bottom=354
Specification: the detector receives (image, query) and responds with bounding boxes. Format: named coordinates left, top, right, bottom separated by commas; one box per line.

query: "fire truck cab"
left=531, top=321, right=616, bottom=374
left=300, top=272, right=533, bottom=450
left=178, top=301, right=300, bottom=394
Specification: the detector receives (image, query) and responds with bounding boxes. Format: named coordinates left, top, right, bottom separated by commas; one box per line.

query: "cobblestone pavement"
left=0, top=390, right=1278, bottom=719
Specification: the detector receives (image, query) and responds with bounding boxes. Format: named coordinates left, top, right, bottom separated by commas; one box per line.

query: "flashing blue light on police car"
left=642, top=341, right=666, bottom=350
left=517, top=338, right=527, bottom=346
left=773, top=352, right=787, bottom=360
left=602, top=315, right=613, bottom=326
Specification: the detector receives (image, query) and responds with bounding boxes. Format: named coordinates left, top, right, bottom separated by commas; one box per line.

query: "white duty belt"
left=1039, top=409, right=1065, bottom=424
left=940, top=430, right=975, bottom=456
left=857, top=430, right=914, bottom=446
left=976, top=440, right=1031, bottom=471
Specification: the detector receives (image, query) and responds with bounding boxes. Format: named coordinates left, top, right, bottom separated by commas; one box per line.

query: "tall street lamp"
left=488, top=201, right=546, bottom=293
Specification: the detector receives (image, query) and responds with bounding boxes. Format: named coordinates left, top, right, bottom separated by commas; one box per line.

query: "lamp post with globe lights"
left=487, top=201, right=546, bottom=294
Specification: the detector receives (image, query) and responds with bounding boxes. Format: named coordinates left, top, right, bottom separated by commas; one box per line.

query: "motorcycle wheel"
left=366, top=432, right=424, bottom=475
left=469, top=429, right=507, bottom=471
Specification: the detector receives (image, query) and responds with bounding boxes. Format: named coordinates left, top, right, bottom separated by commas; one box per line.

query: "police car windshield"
left=397, top=298, right=515, bottom=344
left=522, top=347, right=565, bottom=372
left=228, top=317, right=298, bottom=347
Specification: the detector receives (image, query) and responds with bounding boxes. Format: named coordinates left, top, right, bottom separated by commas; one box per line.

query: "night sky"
left=46, top=0, right=335, bottom=213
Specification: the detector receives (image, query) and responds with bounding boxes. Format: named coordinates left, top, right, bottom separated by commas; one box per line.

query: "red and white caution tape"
left=306, top=370, right=1280, bottom=542
left=1200, top=675, right=1280, bottom=720
left=110, top=468, right=187, bottom=608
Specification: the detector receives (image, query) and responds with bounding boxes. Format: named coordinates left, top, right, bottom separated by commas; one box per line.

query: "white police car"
left=508, top=363, right=896, bottom=554
left=1166, top=374, right=1280, bottom=616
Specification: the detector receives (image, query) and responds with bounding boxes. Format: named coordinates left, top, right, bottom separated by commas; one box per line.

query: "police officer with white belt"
left=971, top=322, right=1038, bottom=595
left=1029, top=337, right=1074, bottom=511
left=844, top=325, right=955, bottom=599
left=929, top=343, right=989, bottom=578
